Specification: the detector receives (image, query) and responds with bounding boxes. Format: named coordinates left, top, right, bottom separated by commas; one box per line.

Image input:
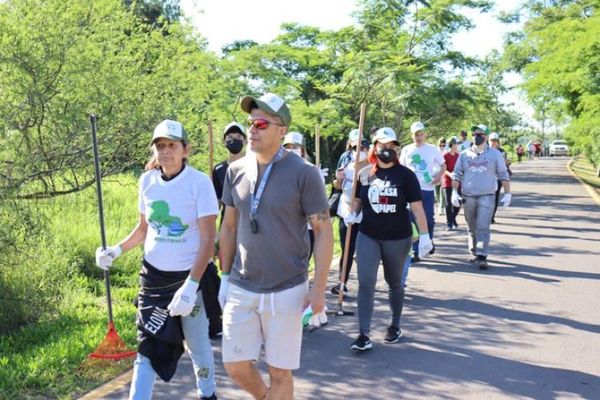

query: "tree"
left=0, top=0, right=217, bottom=199
left=503, top=0, right=600, bottom=170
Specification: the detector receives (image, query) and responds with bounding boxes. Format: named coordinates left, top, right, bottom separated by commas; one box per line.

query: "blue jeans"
left=412, top=189, right=435, bottom=257
left=128, top=293, right=215, bottom=399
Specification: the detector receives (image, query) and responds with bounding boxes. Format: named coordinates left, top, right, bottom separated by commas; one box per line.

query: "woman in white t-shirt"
left=94, top=120, right=219, bottom=400
left=331, top=137, right=370, bottom=295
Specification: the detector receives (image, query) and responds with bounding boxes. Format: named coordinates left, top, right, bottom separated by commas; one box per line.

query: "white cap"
left=489, top=132, right=500, bottom=140
left=223, top=121, right=246, bottom=137
left=373, top=127, right=399, bottom=144
left=348, top=128, right=360, bottom=144
left=410, top=121, right=425, bottom=134
left=151, top=119, right=187, bottom=145
left=283, top=131, right=304, bottom=146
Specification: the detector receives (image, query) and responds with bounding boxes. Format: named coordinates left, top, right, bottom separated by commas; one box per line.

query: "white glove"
left=167, top=277, right=199, bottom=317
left=451, top=190, right=461, bottom=208
left=344, top=212, right=362, bottom=226
left=418, top=234, right=433, bottom=257
left=308, top=310, right=328, bottom=330
left=501, top=193, right=512, bottom=208
left=95, top=245, right=122, bottom=270
left=218, top=274, right=229, bottom=310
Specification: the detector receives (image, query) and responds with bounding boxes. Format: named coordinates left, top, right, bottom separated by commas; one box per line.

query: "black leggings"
left=338, top=218, right=359, bottom=284
left=492, top=180, right=502, bottom=221
left=444, top=187, right=461, bottom=226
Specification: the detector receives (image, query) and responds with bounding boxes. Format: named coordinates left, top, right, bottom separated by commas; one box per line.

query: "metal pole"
left=90, top=114, right=114, bottom=323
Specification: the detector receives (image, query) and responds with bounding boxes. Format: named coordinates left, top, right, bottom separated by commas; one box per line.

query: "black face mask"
left=376, top=148, right=397, bottom=164
left=474, top=135, right=486, bottom=146
left=226, top=139, right=244, bottom=154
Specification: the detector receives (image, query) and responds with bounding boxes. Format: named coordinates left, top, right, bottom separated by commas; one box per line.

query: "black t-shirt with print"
left=356, top=163, right=422, bottom=240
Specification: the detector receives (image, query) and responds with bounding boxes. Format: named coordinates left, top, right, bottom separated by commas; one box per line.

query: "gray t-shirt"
left=222, top=151, right=328, bottom=293
left=453, top=145, right=510, bottom=196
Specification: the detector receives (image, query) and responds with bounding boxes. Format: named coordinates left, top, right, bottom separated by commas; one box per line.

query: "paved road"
left=97, top=157, right=600, bottom=399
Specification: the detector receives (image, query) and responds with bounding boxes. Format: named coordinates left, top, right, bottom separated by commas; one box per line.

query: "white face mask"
left=357, top=151, right=367, bottom=162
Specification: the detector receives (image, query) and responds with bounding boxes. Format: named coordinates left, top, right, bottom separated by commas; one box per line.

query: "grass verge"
left=570, top=157, right=600, bottom=199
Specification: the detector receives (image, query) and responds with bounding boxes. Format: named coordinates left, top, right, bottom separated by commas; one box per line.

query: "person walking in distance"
left=458, top=130, right=472, bottom=151
left=218, top=92, right=333, bottom=400
left=435, top=137, right=447, bottom=216
left=399, top=121, right=446, bottom=261
left=95, top=119, right=219, bottom=400
left=489, top=132, right=511, bottom=224
left=443, top=136, right=461, bottom=230
left=331, top=132, right=370, bottom=295
left=345, top=127, right=432, bottom=351
left=451, top=125, right=511, bottom=270
left=516, top=143, right=524, bottom=163
left=209, top=121, right=247, bottom=339
left=213, top=122, right=247, bottom=219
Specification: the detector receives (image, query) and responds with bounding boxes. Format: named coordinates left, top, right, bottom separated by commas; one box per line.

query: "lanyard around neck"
left=250, top=147, right=285, bottom=219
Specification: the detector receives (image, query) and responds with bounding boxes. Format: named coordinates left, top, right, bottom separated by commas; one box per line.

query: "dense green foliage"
left=504, top=0, right=600, bottom=168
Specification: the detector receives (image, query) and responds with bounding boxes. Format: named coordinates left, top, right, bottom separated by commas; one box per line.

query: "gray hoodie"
left=453, top=145, right=510, bottom=196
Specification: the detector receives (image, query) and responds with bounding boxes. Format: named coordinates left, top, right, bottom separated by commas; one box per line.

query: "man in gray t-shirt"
left=218, top=92, right=333, bottom=400
left=452, top=124, right=511, bottom=270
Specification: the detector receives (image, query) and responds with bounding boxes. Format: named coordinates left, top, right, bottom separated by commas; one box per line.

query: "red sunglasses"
left=248, top=118, right=283, bottom=130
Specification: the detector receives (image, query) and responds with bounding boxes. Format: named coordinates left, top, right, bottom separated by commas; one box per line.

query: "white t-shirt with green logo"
left=399, top=143, right=445, bottom=191
left=138, top=166, right=219, bottom=272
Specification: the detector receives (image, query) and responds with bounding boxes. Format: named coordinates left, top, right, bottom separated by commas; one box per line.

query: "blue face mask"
left=474, top=135, right=486, bottom=146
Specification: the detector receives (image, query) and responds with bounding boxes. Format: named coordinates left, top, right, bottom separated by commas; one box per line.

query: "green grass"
left=0, top=174, right=141, bottom=399
left=571, top=157, right=600, bottom=195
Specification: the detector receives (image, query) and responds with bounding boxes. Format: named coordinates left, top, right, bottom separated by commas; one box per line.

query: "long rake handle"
left=337, top=103, right=367, bottom=309
left=90, top=114, right=114, bottom=323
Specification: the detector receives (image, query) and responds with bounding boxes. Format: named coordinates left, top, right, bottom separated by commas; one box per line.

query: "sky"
left=180, top=0, right=533, bottom=126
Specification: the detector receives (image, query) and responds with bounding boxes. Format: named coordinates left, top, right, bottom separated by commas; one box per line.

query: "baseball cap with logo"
left=151, top=119, right=188, bottom=145
left=410, top=121, right=426, bottom=134
left=240, top=92, right=292, bottom=127
left=283, top=131, right=305, bottom=147
left=373, top=127, right=399, bottom=144
left=471, top=124, right=490, bottom=135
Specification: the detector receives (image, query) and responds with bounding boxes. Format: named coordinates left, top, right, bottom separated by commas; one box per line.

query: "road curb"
left=566, top=158, right=600, bottom=206
left=78, top=369, right=133, bottom=399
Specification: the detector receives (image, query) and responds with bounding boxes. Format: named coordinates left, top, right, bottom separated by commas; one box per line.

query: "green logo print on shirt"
left=148, top=200, right=189, bottom=237
left=410, top=154, right=432, bottom=184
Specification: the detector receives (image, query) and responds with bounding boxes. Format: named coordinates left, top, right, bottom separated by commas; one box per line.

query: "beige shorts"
left=222, top=281, right=308, bottom=370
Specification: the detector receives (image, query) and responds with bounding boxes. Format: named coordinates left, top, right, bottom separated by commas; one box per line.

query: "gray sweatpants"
left=463, top=194, right=495, bottom=257
left=356, top=232, right=412, bottom=334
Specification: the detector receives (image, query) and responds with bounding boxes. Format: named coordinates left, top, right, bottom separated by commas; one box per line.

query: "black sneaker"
left=330, top=284, right=348, bottom=296
left=351, top=333, right=372, bottom=351
left=384, top=326, right=403, bottom=344
left=477, top=255, right=488, bottom=270
left=410, top=255, right=420, bottom=263
left=200, top=393, right=217, bottom=400
left=429, top=243, right=436, bottom=255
